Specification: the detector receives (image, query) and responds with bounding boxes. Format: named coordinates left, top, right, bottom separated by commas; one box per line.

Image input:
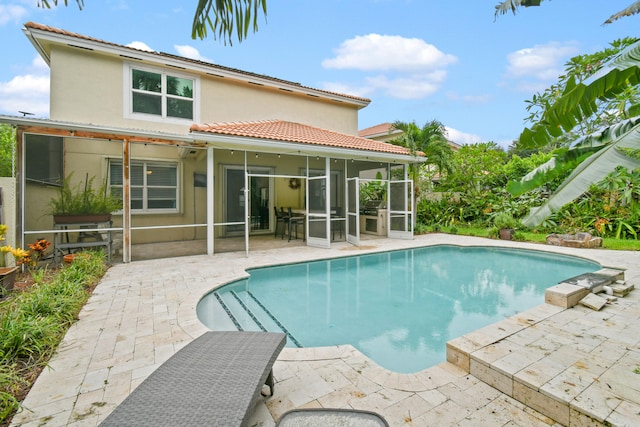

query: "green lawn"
left=433, top=225, right=640, bottom=251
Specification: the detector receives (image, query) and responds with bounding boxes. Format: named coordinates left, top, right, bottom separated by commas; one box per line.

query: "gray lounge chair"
left=100, top=331, right=286, bottom=427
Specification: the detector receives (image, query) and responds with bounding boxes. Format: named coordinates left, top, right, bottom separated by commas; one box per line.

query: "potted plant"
left=493, top=212, right=519, bottom=240
left=0, top=224, right=25, bottom=295
left=49, top=173, right=122, bottom=224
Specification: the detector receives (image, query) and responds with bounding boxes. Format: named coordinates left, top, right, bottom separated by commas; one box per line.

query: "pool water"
left=197, top=245, right=600, bottom=373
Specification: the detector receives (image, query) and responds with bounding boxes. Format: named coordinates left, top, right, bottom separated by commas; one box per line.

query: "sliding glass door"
left=224, top=166, right=273, bottom=236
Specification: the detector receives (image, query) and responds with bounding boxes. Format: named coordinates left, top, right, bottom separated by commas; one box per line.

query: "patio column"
left=207, top=146, right=214, bottom=255
left=122, top=138, right=131, bottom=263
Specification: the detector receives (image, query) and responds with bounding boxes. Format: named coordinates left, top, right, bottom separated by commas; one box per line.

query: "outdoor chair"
left=274, top=206, right=286, bottom=238
left=279, top=207, right=291, bottom=239
left=287, top=207, right=305, bottom=241
left=331, top=206, right=344, bottom=240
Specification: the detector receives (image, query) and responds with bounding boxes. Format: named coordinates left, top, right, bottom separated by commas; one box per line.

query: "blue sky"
left=0, top=1, right=637, bottom=148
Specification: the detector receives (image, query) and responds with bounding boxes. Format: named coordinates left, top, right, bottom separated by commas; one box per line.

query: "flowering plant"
left=0, top=224, right=50, bottom=267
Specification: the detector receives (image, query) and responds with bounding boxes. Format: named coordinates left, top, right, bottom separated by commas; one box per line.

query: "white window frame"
left=109, top=158, right=181, bottom=214
left=123, top=63, right=200, bottom=124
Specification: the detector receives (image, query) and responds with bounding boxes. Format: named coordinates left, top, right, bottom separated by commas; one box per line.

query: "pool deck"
left=9, top=234, right=640, bottom=427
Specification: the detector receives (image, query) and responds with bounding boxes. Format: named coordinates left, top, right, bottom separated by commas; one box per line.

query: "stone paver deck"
left=9, top=234, right=640, bottom=427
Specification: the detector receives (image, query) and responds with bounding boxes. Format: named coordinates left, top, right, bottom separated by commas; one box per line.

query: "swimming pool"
left=197, top=245, right=600, bottom=373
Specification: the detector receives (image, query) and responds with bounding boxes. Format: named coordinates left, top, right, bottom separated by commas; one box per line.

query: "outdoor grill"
left=359, top=200, right=387, bottom=236
left=360, top=200, right=385, bottom=216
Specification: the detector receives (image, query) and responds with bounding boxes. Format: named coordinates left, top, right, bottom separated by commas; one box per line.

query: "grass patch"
left=0, top=251, right=108, bottom=425
left=601, top=238, right=640, bottom=251
left=430, top=224, right=640, bottom=249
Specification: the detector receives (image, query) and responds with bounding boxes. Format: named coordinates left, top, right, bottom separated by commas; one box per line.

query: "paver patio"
left=9, top=234, right=640, bottom=426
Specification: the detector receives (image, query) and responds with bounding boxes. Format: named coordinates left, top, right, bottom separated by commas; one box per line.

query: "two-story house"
left=0, top=22, right=423, bottom=263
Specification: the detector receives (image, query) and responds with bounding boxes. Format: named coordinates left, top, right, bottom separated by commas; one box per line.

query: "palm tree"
left=191, top=0, right=267, bottom=44
left=388, top=120, right=454, bottom=190
left=45, top=1, right=639, bottom=44
left=38, top=0, right=267, bottom=46
left=494, top=0, right=640, bottom=24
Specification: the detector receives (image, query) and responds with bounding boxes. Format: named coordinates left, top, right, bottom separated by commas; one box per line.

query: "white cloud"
left=174, top=45, right=211, bottom=63
left=321, top=82, right=374, bottom=98
left=127, top=41, right=155, bottom=52
left=445, top=127, right=514, bottom=150
left=30, top=55, right=48, bottom=72
left=322, top=34, right=457, bottom=72
left=0, top=4, right=28, bottom=26
left=322, top=34, right=457, bottom=100
left=445, top=127, right=483, bottom=146
left=504, top=41, right=579, bottom=92
left=365, top=73, right=444, bottom=99
left=0, top=74, right=50, bottom=116
left=0, top=53, right=50, bottom=116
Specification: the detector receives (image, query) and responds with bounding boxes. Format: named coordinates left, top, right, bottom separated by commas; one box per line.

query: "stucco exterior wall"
left=49, top=45, right=360, bottom=136
left=200, top=79, right=359, bottom=135
left=50, top=47, right=124, bottom=127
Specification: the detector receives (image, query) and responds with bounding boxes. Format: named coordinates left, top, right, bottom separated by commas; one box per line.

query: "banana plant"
left=515, top=117, right=640, bottom=227
left=508, top=39, right=640, bottom=227
left=519, top=40, right=640, bottom=149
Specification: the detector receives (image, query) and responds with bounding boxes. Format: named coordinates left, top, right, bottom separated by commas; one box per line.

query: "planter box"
left=499, top=228, right=514, bottom=240
left=53, top=214, right=112, bottom=224
left=0, top=266, right=18, bottom=295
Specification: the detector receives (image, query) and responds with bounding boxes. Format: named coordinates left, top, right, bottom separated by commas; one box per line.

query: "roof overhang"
left=0, top=115, right=425, bottom=164
left=191, top=132, right=425, bottom=164
left=0, top=115, right=195, bottom=146
left=22, top=23, right=370, bottom=110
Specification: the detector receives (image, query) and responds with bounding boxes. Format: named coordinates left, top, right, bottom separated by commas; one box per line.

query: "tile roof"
left=190, top=120, right=418, bottom=156
left=358, top=122, right=398, bottom=137
left=360, top=121, right=463, bottom=151
left=23, top=22, right=370, bottom=106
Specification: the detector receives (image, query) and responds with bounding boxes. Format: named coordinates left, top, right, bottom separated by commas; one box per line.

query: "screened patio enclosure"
left=215, top=152, right=414, bottom=254
left=15, top=119, right=421, bottom=263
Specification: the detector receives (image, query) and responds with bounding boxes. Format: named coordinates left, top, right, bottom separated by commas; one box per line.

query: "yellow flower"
left=11, top=248, right=30, bottom=265
left=0, top=245, right=12, bottom=254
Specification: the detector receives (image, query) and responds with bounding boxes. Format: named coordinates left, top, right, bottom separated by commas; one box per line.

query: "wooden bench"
left=100, top=331, right=286, bottom=427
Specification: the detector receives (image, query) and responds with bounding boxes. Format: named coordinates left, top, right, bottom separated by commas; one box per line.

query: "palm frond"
left=604, top=1, right=640, bottom=24
left=37, top=0, right=84, bottom=9
left=494, top=0, right=542, bottom=19
left=192, top=0, right=267, bottom=44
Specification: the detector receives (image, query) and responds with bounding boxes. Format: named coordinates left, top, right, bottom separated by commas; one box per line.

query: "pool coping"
left=10, top=234, right=640, bottom=426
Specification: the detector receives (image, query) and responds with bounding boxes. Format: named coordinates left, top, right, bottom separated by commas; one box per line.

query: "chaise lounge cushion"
left=100, top=331, right=286, bottom=427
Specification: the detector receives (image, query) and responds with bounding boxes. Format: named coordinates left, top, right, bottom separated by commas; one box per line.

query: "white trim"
left=123, top=62, right=200, bottom=124
left=109, top=157, right=181, bottom=214
left=194, top=134, right=424, bottom=164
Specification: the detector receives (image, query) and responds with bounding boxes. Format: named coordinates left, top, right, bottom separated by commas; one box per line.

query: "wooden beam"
left=16, top=125, right=206, bottom=147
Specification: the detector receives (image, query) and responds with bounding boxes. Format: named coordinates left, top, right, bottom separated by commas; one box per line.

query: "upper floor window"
left=109, top=159, right=179, bottom=213
left=125, top=64, right=198, bottom=122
